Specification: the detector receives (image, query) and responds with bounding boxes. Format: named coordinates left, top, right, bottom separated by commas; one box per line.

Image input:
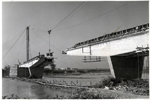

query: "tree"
left=3, top=65, right=10, bottom=77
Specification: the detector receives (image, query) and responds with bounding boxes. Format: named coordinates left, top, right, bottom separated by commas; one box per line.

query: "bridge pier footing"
left=107, top=54, right=144, bottom=79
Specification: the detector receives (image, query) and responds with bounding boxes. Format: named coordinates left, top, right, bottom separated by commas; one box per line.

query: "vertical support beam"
left=28, top=67, right=32, bottom=77
left=89, top=45, right=92, bottom=55
left=26, top=26, right=29, bottom=61
left=82, top=47, right=83, bottom=53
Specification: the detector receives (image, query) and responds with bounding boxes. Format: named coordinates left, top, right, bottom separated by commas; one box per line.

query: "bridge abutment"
left=108, top=54, right=144, bottom=79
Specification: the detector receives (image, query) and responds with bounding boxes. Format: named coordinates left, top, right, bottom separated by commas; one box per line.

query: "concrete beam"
left=66, top=31, right=148, bottom=57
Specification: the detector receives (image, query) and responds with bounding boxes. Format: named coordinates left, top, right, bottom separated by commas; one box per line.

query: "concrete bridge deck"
left=66, top=23, right=149, bottom=56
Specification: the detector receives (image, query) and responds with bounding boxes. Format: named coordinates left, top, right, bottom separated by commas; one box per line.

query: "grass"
left=92, top=77, right=149, bottom=96
left=68, top=77, right=149, bottom=99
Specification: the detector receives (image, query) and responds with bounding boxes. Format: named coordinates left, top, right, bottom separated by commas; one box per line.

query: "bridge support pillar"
left=107, top=54, right=144, bottom=79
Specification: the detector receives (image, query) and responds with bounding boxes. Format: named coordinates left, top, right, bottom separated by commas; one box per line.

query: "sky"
left=2, top=1, right=149, bottom=69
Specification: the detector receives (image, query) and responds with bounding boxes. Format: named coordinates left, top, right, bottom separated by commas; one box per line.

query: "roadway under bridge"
left=64, top=23, right=149, bottom=79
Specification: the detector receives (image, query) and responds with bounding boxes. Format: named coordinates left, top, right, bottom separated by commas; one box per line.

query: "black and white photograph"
left=2, top=0, right=149, bottom=99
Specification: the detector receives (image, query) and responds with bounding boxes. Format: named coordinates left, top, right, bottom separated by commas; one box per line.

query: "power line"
left=53, top=2, right=88, bottom=31
left=31, top=28, right=84, bottom=67
left=28, top=3, right=88, bottom=34
left=28, top=34, right=70, bottom=67
left=29, top=2, right=86, bottom=34
left=29, top=3, right=88, bottom=36
left=51, top=2, right=85, bottom=31
left=31, top=28, right=71, bottom=54
left=31, top=29, right=60, bottom=51
left=31, top=29, right=50, bottom=48
left=31, top=28, right=47, bottom=32
left=30, top=34, right=48, bottom=53
left=55, top=2, right=131, bottom=32
left=3, top=29, right=26, bottom=59
left=14, top=33, right=26, bottom=63
left=31, top=29, right=66, bottom=53
left=3, top=30, right=26, bottom=48
left=65, top=2, right=89, bottom=21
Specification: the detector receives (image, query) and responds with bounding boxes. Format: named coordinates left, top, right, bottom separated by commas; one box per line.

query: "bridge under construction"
left=64, top=23, right=149, bottom=79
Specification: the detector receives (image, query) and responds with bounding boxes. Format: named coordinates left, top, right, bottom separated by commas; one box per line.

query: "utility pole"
left=26, top=26, right=29, bottom=61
